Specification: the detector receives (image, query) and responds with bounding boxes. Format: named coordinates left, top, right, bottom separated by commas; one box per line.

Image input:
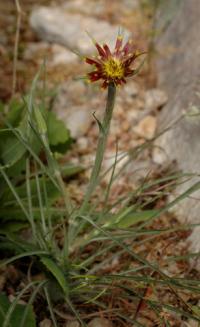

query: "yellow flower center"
left=103, top=58, right=124, bottom=79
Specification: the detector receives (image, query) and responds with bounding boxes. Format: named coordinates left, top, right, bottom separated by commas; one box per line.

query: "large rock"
left=154, top=0, right=200, bottom=256
left=63, top=0, right=105, bottom=16
left=24, top=42, right=78, bottom=66
left=30, top=6, right=130, bottom=54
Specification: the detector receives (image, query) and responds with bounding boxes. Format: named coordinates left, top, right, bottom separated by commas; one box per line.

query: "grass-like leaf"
left=40, top=255, right=69, bottom=296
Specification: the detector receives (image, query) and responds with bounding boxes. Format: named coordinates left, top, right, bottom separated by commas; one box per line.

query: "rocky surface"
left=134, top=115, right=157, bottom=139
left=53, top=80, right=104, bottom=138
left=28, top=1, right=159, bottom=191
left=30, top=6, right=130, bottom=54
left=24, top=42, right=78, bottom=66
left=154, top=0, right=200, bottom=258
left=144, top=88, right=168, bottom=112
left=63, top=0, right=105, bottom=16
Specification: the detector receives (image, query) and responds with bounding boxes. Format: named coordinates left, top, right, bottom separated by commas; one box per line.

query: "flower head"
left=85, top=33, right=144, bottom=89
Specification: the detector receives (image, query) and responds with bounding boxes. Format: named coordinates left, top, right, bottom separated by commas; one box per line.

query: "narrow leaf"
left=40, top=256, right=68, bottom=295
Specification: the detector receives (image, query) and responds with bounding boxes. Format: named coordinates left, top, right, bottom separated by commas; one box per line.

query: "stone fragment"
left=65, top=107, right=92, bottom=138
left=134, top=115, right=157, bottom=139
left=144, top=88, right=168, bottom=112
left=53, top=80, right=103, bottom=138
left=88, top=318, right=113, bottom=327
left=30, top=7, right=130, bottom=54
left=103, top=151, right=130, bottom=183
left=153, top=146, right=167, bottom=165
left=50, top=44, right=78, bottom=66
left=55, top=80, right=88, bottom=106
left=24, top=42, right=77, bottom=66
left=77, top=136, right=89, bottom=152
left=127, top=160, right=158, bottom=185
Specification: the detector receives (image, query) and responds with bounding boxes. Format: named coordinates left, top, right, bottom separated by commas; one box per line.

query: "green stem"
left=79, top=82, right=116, bottom=215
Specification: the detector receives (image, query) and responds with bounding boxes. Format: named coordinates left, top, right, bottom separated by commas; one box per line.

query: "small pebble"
left=133, top=115, right=157, bottom=139
left=77, top=137, right=89, bottom=151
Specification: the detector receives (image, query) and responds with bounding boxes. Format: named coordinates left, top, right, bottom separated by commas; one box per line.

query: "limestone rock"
left=63, top=0, right=104, bottom=16
left=76, top=136, right=89, bottom=152
left=127, top=160, right=158, bottom=186
left=30, top=7, right=130, bottom=54
left=24, top=42, right=77, bottom=66
left=134, top=115, right=157, bottom=139
left=64, top=107, right=92, bottom=138
left=53, top=80, right=103, bottom=138
left=154, top=0, right=200, bottom=262
left=54, top=80, right=89, bottom=107
left=103, top=151, right=130, bottom=183
left=49, top=44, right=78, bottom=66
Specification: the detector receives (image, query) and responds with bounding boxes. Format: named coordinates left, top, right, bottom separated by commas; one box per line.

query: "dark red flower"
left=85, top=33, right=144, bottom=89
